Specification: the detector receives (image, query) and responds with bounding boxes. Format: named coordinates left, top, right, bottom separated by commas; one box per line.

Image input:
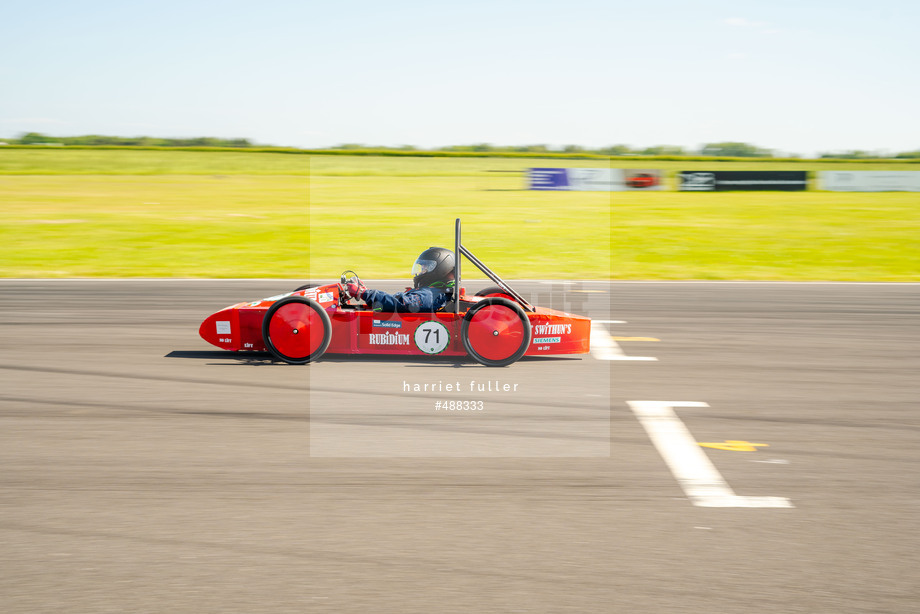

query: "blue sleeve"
left=361, top=289, right=403, bottom=312
left=361, top=288, right=448, bottom=313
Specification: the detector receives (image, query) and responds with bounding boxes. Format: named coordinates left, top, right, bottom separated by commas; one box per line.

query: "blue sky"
left=1, top=0, right=917, bottom=155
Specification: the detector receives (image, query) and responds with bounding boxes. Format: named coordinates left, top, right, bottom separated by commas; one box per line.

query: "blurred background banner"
left=819, top=171, right=920, bottom=191
left=528, top=168, right=663, bottom=191
left=622, top=169, right=664, bottom=190
left=678, top=170, right=808, bottom=191
left=567, top=168, right=617, bottom=191
left=527, top=167, right=572, bottom=190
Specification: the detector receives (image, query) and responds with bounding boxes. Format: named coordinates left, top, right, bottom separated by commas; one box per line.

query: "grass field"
left=1, top=149, right=918, bottom=280
left=4, top=148, right=920, bottom=176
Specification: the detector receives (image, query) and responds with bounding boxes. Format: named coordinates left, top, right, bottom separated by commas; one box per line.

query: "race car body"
left=199, top=219, right=591, bottom=367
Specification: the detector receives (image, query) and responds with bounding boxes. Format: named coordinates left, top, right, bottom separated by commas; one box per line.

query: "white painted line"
left=593, top=320, right=626, bottom=324
left=590, top=322, right=657, bottom=361
left=627, top=401, right=793, bottom=508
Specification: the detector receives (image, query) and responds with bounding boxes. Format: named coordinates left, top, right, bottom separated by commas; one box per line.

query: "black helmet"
left=412, top=247, right=455, bottom=289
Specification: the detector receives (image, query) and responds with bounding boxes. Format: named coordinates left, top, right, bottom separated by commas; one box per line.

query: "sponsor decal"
left=414, top=321, right=451, bottom=355
left=533, top=323, right=572, bottom=335
left=215, top=321, right=231, bottom=334
left=533, top=337, right=561, bottom=344
left=679, top=171, right=807, bottom=191
left=369, top=331, right=410, bottom=346
left=247, top=301, right=262, bottom=307
left=528, top=168, right=570, bottom=190
left=373, top=319, right=402, bottom=329
left=567, top=168, right=617, bottom=191
left=678, top=172, right=716, bottom=191
left=819, top=171, right=920, bottom=192
left=318, top=292, right=334, bottom=303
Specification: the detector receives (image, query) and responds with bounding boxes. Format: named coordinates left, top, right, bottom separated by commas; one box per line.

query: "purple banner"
left=528, top=168, right=570, bottom=190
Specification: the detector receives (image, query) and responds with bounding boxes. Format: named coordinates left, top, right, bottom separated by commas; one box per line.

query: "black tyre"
left=262, top=296, right=331, bottom=364
left=461, top=297, right=531, bottom=367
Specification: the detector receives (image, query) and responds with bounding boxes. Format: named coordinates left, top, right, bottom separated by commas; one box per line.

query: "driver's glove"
left=345, top=281, right=367, bottom=299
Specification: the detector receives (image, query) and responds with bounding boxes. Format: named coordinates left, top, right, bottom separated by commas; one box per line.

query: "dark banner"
left=678, top=171, right=808, bottom=191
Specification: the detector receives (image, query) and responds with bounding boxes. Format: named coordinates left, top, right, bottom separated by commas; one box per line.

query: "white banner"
left=567, top=168, right=616, bottom=191
left=819, top=171, right=920, bottom=192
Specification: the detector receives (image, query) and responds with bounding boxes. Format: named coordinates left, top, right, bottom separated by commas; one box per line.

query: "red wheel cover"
left=465, top=304, right=526, bottom=360
left=268, top=301, right=324, bottom=359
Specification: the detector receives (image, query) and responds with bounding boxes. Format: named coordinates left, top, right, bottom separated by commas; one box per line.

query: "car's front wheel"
left=262, top=296, right=331, bottom=364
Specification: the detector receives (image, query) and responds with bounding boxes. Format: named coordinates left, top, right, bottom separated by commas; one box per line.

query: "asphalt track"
left=1, top=280, right=917, bottom=613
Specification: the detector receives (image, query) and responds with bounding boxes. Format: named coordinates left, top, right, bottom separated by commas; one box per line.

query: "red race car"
left=199, top=219, right=591, bottom=367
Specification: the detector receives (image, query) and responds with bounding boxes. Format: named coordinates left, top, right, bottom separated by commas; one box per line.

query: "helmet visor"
left=412, top=259, right=437, bottom=277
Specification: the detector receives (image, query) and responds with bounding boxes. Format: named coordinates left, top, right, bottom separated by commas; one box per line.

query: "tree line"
left=340, top=142, right=920, bottom=159
left=3, top=133, right=918, bottom=159
left=7, top=132, right=253, bottom=148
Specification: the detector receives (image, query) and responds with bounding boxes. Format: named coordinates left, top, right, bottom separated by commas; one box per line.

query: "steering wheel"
left=340, top=269, right=364, bottom=300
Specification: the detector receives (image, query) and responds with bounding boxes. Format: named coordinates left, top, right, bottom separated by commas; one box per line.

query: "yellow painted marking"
left=698, top=440, right=769, bottom=452
left=611, top=336, right=660, bottom=342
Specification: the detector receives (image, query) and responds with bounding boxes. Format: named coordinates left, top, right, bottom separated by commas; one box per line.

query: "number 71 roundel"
left=414, top=321, right=450, bottom=354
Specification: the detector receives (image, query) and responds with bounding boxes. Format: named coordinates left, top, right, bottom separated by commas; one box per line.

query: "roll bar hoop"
left=454, top=218, right=534, bottom=314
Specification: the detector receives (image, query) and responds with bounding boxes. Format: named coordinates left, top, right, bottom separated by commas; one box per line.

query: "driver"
left=344, top=247, right=455, bottom=313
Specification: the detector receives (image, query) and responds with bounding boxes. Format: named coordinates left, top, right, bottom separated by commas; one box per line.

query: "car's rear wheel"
left=461, top=297, right=531, bottom=367
left=475, top=286, right=515, bottom=301
left=262, top=296, right=331, bottom=364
